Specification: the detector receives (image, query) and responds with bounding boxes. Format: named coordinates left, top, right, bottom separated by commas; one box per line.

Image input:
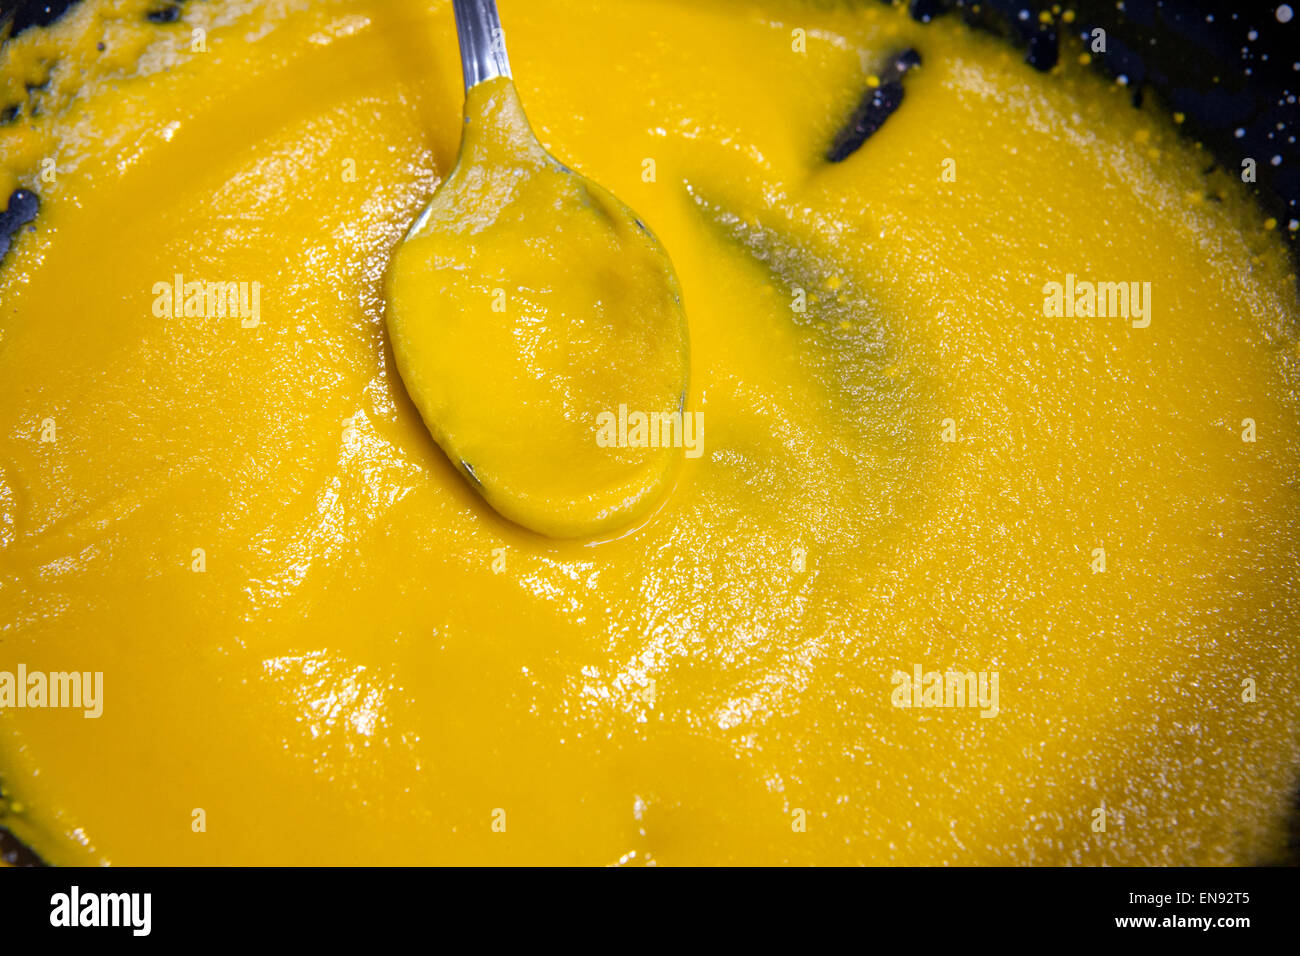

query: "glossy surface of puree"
left=1, top=0, right=1298, bottom=865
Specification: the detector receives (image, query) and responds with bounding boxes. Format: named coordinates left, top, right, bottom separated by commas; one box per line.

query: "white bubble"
left=1278, top=5, right=1294, bottom=24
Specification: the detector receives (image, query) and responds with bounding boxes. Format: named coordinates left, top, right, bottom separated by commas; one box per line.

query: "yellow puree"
left=1, top=0, right=1299, bottom=865
left=386, top=77, right=689, bottom=538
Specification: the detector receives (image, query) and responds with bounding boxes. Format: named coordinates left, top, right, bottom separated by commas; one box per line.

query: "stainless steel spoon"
left=384, top=0, right=690, bottom=539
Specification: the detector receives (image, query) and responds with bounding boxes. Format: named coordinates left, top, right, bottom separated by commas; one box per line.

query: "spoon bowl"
left=385, top=0, right=690, bottom=539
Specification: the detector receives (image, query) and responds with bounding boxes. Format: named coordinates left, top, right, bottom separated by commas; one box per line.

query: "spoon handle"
left=452, top=0, right=512, bottom=91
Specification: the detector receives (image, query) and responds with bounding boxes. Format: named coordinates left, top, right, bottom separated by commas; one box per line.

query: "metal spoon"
left=385, top=0, right=690, bottom=539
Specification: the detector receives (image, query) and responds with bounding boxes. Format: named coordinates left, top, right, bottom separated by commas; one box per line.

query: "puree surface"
left=0, top=0, right=1298, bottom=865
